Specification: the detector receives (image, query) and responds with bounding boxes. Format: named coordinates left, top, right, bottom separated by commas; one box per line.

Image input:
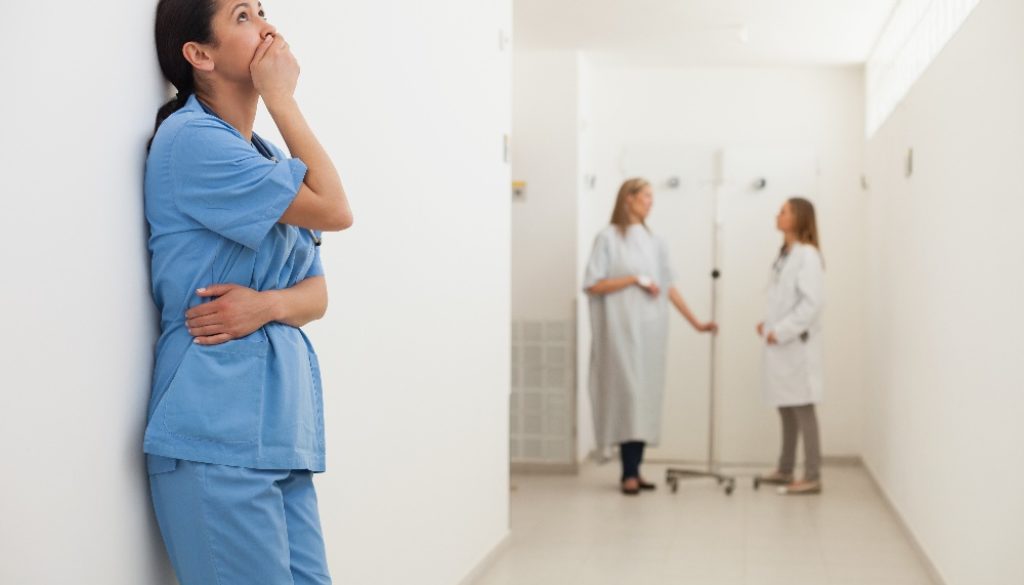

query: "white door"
left=617, top=145, right=819, bottom=465
left=620, top=145, right=716, bottom=462
left=715, top=147, right=819, bottom=465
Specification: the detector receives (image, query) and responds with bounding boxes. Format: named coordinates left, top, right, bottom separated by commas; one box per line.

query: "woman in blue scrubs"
left=143, top=1, right=351, bottom=583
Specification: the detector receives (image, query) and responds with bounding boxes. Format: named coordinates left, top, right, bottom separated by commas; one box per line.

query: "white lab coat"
left=584, top=225, right=674, bottom=448
left=762, top=243, right=825, bottom=407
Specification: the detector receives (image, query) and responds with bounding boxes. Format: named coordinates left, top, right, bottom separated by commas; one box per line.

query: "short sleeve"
left=583, top=231, right=612, bottom=291
left=657, top=237, right=676, bottom=286
left=170, top=119, right=307, bottom=250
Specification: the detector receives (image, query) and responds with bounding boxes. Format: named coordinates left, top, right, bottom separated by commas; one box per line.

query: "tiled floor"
left=473, top=463, right=937, bottom=585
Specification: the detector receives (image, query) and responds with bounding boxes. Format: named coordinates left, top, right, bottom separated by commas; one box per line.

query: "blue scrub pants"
left=149, top=459, right=332, bottom=585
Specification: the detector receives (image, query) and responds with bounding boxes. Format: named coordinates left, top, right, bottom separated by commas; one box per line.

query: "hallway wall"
left=862, top=0, right=1024, bottom=583
left=0, top=2, right=171, bottom=582
left=511, top=50, right=580, bottom=323
left=276, top=3, right=512, bottom=583
left=512, top=48, right=598, bottom=465
left=0, top=1, right=511, bottom=584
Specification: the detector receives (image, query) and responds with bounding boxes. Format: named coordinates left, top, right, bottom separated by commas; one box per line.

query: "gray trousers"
left=778, top=405, right=821, bottom=481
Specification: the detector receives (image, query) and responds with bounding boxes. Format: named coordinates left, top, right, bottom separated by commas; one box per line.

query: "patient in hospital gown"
left=583, top=178, right=716, bottom=495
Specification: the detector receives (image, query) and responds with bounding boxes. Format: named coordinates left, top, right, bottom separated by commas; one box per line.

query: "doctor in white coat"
left=757, top=197, right=826, bottom=495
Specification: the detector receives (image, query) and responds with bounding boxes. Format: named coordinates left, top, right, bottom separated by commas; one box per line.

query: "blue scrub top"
left=143, top=95, right=326, bottom=473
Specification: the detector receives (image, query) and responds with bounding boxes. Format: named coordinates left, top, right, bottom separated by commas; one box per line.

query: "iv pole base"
left=665, top=467, right=736, bottom=495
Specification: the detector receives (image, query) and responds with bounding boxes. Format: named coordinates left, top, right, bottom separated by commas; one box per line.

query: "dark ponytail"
left=149, top=0, right=218, bottom=149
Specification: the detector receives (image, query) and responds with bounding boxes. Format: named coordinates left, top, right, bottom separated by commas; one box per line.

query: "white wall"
left=579, top=65, right=867, bottom=464
left=575, top=56, right=598, bottom=462
left=0, top=1, right=511, bottom=584
left=510, top=49, right=595, bottom=464
left=0, top=2, right=172, bottom=583
left=863, top=0, right=1024, bottom=583
left=511, top=50, right=579, bottom=322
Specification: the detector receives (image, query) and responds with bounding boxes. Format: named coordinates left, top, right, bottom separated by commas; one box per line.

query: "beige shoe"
left=757, top=471, right=794, bottom=485
left=777, top=480, right=822, bottom=495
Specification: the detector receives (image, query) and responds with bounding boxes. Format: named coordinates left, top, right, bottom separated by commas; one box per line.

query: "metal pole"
left=707, top=152, right=723, bottom=475
left=707, top=281, right=718, bottom=473
left=664, top=149, right=735, bottom=495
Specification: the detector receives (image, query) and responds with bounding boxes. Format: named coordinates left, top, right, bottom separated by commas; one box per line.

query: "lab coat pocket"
left=160, top=341, right=268, bottom=444
left=763, top=342, right=811, bottom=406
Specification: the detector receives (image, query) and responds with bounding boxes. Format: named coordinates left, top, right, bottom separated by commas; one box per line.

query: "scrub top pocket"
left=159, top=340, right=268, bottom=445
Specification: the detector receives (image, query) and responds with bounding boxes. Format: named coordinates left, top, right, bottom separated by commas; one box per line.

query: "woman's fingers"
left=185, top=285, right=239, bottom=320
left=187, top=323, right=227, bottom=338
left=194, top=333, right=233, bottom=346
left=185, top=304, right=218, bottom=321
left=250, top=32, right=299, bottom=102
left=196, top=284, right=238, bottom=298
left=252, top=33, right=276, bottom=68
left=186, top=314, right=221, bottom=329
left=186, top=308, right=227, bottom=328
left=184, top=285, right=268, bottom=344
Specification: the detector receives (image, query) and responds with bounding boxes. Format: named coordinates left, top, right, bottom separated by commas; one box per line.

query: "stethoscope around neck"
left=769, top=246, right=791, bottom=286
left=196, top=97, right=321, bottom=247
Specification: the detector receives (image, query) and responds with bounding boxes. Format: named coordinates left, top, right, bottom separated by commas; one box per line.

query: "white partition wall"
left=0, top=1, right=512, bottom=584
left=0, top=2, right=173, bottom=583
left=279, top=3, right=513, bottom=584
left=509, top=49, right=581, bottom=468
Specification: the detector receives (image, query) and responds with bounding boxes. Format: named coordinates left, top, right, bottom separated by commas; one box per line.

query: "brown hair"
left=610, top=178, right=651, bottom=234
left=149, top=0, right=219, bottom=149
left=783, top=197, right=823, bottom=259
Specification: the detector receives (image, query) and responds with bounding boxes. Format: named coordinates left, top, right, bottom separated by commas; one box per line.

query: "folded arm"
left=185, top=276, right=328, bottom=345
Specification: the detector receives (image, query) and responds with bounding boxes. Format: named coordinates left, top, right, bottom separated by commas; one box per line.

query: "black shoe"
left=638, top=479, right=657, bottom=491
left=621, top=479, right=641, bottom=495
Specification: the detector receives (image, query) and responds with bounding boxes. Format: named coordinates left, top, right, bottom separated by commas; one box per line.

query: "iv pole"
left=665, top=151, right=736, bottom=495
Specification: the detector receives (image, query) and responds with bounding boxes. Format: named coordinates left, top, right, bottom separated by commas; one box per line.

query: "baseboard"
left=642, top=454, right=864, bottom=468
left=457, top=532, right=510, bottom=585
left=511, top=461, right=578, bottom=475
left=860, top=462, right=948, bottom=585
left=822, top=454, right=863, bottom=467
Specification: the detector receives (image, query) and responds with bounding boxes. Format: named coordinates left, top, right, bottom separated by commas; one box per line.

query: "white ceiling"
left=514, top=0, right=899, bottom=66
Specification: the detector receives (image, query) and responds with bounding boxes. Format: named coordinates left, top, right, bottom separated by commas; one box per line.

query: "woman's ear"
left=182, top=42, right=215, bottom=73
